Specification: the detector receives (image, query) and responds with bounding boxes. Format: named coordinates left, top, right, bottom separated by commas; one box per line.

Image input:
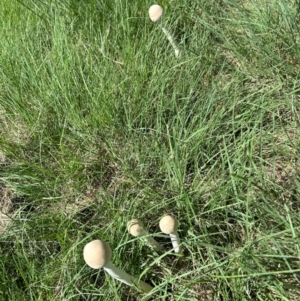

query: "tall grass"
left=0, top=0, right=300, bottom=300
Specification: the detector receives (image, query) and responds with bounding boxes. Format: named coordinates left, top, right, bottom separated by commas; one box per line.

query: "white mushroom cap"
left=159, top=215, right=178, bottom=234
left=149, top=4, right=163, bottom=22
left=83, top=239, right=112, bottom=269
left=127, top=219, right=145, bottom=237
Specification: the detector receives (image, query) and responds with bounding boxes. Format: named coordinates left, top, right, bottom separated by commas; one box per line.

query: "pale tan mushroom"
left=83, top=240, right=153, bottom=293
left=127, top=219, right=164, bottom=252
left=159, top=215, right=182, bottom=253
left=148, top=4, right=180, bottom=57
left=148, top=4, right=163, bottom=22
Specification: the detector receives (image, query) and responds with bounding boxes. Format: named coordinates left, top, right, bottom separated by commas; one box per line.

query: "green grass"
left=0, top=0, right=300, bottom=300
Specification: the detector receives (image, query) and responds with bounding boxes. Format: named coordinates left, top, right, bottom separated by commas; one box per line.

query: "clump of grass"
left=0, top=0, right=300, bottom=300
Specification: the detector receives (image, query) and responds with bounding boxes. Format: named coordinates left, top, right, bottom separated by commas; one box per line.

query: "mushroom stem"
left=159, top=215, right=182, bottom=254
left=161, top=26, right=180, bottom=57
left=83, top=240, right=153, bottom=293
left=169, top=232, right=181, bottom=254
left=128, top=219, right=164, bottom=252
left=145, top=235, right=164, bottom=252
left=104, top=262, right=153, bottom=293
left=103, top=261, right=133, bottom=285
left=148, top=4, right=180, bottom=58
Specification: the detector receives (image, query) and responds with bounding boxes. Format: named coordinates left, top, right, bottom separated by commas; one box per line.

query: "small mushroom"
left=159, top=215, right=181, bottom=253
left=148, top=4, right=180, bottom=57
left=83, top=239, right=153, bottom=293
left=127, top=219, right=164, bottom=252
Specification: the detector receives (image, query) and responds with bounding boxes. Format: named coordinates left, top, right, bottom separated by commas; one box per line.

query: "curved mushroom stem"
left=104, top=262, right=153, bottom=293
left=103, top=261, right=133, bottom=285
left=145, top=234, right=164, bottom=252
left=161, top=26, right=180, bottom=57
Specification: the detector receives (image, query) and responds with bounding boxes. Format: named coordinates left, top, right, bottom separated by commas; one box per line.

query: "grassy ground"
left=1, top=0, right=300, bottom=300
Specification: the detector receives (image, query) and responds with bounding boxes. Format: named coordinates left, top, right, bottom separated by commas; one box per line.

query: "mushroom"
left=127, top=219, right=164, bottom=252
left=148, top=4, right=180, bottom=57
left=83, top=239, right=153, bottom=293
left=159, top=215, right=181, bottom=253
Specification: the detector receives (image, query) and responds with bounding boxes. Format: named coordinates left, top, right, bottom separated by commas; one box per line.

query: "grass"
left=0, top=0, right=300, bottom=300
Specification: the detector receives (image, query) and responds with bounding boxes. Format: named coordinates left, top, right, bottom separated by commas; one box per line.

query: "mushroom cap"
left=159, top=215, right=178, bottom=234
left=127, top=219, right=145, bottom=237
left=149, top=4, right=163, bottom=22
left=83, top=240, right=112, bottom=269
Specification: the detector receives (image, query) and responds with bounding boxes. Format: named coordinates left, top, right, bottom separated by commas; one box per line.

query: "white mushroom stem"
left=169, top=232, right=181, bottom=253
left=127, top=219, right=164, bottom=252
left=144, top=234, right=165, bottom=252
left=149, top=4, right=180, bottom=57
left=104, top=262, right=153, bottom=293
left=83, top=240, right=153, bottom=293
left=104, top=261, right=134, bottom=285
left=159, top=215, right=182, bottom=254
left=161, top=27, right=180, bottom=57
